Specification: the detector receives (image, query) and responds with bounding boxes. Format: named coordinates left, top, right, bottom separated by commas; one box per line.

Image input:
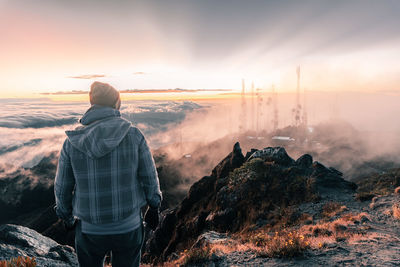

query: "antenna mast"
left=240, top=79, right=247, bottom=133
left=256, top=87, right=263, bottom=136
left=294, top=66, right=301, bottom=126
left=251, top=81, right=255, bottom=131
left=302, top=87, right=308, bottom=127
left=272, top=84, right=278, bottom=131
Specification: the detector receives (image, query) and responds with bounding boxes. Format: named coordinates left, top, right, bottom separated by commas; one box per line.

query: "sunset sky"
left=1, top=0, right=399, bottom=98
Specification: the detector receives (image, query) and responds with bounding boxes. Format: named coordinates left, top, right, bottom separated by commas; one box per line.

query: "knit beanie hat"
left=89, top=81, right=121, bottom=109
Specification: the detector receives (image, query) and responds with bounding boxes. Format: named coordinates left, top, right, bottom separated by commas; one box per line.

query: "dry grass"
left=395, top=186, right=400, bottom=195
left=181, top=245, right=212, bottom=266
left=355, top=192, right=376, bottom=202
left=341, top=212, right=370, bottom=224
left=249, top=230, right=310, bottom=258
left=298, top=212, right=371, bottom=248
left=0, top=256, right=36, bottom=267
left=210, top=242, right=250, bottom=254
left=233, top=212, right=370, bottom=256
left=154, top=211, right=377, bottom=265
left=392, top=203, right=400, bottom=219
left=340, top=212, right=357, bottom=222
left=156, top=239, right=253, bottom=266
left=322, top=202, right=347, bottom=218
left=312, top=226, right=333, bottom=237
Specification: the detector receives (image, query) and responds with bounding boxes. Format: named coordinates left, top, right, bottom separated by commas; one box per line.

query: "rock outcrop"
left=0, top=224, right=77, bottom=266
left=143, top=143, right=356, bottom=263
left=0, top=153, right=56, bottom=225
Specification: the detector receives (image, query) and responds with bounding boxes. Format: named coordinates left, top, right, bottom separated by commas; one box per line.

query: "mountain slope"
left=143, top=143, right=356, bottom=263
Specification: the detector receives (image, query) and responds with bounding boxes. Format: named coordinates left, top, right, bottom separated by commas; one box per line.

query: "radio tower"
left=294, top=66, right=301, bottom=126
left=302, top=87, right=308, bottom=127
left=239, top=79, right=247, bottom=133
left=272, top=84, right=279, bottom=131
left=256, top=87, right=263, bottom=136
left=251, top=81, right=255, bottom=131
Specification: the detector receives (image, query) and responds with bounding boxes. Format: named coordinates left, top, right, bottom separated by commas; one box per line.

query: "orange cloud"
left=133, top=72, right=147, bottom=75
left=67, top=74, right=106, bottom=79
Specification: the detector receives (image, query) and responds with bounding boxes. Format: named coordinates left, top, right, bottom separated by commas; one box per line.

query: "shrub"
left=355, top=192, right=376, bottom=202
left=355, top=168, right=400, bottom=196
left=322, top=202, right=344, bottom=218
left=312, top=227, right=333, bottom=237
left=395, top=186, right=400, bottom=195
left=393, top=203, right=400, bottom=220
left=333, top=223, right=348, bottom=233
left=228, top=158, right=265, bottom=187
left=0, top=256, right=36, bottom=267
left=249, top=231, right=269, bottom=247
left=182, top=245, right=212, bottom=266
left=341, top=213, right=357, bottom=222
left=252, top=230, right=310, bottom=258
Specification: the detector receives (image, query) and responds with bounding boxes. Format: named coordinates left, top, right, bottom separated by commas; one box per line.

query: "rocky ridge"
left=2, top=140, right=400, bottom=266
left=0, top=224, right=77, bottom=266
left=143, top=143, right=356, bottom=263
left=172, top=191, right=400, bottom=266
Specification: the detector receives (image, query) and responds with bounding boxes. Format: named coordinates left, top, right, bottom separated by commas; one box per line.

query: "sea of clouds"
left=0, top=98, right=204, bottom=170
left=2, top=91, right=400, bottom=177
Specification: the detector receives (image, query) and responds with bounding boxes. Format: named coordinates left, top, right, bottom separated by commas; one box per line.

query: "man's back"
left=54, top=82, right=162, bottom=267
left=55, top=105, right=161, bottom=226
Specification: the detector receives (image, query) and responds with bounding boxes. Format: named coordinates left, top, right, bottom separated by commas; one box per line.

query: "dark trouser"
left=75, top=221, right=144, bottom=267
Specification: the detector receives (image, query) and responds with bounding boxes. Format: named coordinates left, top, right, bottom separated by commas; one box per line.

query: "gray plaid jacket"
left=54, top=105, right=162, bottom=224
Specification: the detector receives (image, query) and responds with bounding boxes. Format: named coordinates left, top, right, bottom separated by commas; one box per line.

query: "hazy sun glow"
left=1, top=0, right=399, bottom=99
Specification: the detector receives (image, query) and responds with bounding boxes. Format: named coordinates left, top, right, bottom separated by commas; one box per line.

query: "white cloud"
left=0, top=99, right=205, bottom=170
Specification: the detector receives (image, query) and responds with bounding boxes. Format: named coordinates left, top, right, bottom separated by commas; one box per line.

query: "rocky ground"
left=1, top=128, right=400, bottom=266
left=143, top=143, right=356, bottom=263
left=142, top=144, right=400, bottom=266
left=2, top=190, right=400, bottom=266
left=181, top=189, right=400, bottom=266
left=0, top=224, right=77, bottom=266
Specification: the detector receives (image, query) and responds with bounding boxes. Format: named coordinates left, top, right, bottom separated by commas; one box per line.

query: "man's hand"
left=63, top=217, right=77, bottom=231
left=144, top=206, right=159, bottom=231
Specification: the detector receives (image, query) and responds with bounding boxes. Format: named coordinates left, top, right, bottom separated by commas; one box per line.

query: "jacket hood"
left=66, top=105, right=131, bottom=158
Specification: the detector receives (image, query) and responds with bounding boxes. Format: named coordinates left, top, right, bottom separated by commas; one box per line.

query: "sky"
left=1, top=0, right=400, bottom=98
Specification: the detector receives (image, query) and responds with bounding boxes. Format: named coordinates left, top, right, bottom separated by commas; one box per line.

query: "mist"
left=1, top=90, right=400, bottom=204
left=149, top=89, right=400, bottom=194
left=0, top=99, right=204, bottom=174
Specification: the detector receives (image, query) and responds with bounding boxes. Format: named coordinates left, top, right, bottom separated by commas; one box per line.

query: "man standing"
left=54, top=81, right=162, bottom=267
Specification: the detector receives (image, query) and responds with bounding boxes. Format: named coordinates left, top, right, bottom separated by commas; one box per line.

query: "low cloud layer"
left=0, top=99, right=204, bottom=171
left=1, top=90, right=400, bottom=180
left=67, top=74, right=106, bottom=79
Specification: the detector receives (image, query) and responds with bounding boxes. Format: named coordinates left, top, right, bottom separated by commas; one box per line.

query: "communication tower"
left=272, top=84, right=279, bottom=131
left=251, top=81, right=255, bottom=131
left=239, top=79, right=247, bottom=133
left=256, top=87, right=263, bottom=135
left=293, top=66, right=302, bottom=126
left=302, top=87, right=308, bottom=127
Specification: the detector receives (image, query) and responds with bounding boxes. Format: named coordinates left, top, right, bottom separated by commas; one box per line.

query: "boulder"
left=296, top=154, right=313, bottom=168
left=0, top=224, right=77, bottom=266
left=247, top=147, right=295, bottom=166
left=211, top=142, right=245, bottom=179
left=192, top=231, right=228, bottom=248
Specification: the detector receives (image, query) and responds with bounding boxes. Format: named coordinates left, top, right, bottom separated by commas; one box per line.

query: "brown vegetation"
left=355, top=192, right=376, bottom=202
left=394, top=186, right=400, bottom=195
left=0, top=256, right=36, bottom=267
left=252, top=230, right=310, bottom=258
left=355, top=168, right=400, bottom=196
left=181, top=246, right=212, bottom=266
left=392, top=203, right=400, bottom=219
left=143, top=145, right=356, bottom=264
left=321, top=202, right=347, bottom=218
